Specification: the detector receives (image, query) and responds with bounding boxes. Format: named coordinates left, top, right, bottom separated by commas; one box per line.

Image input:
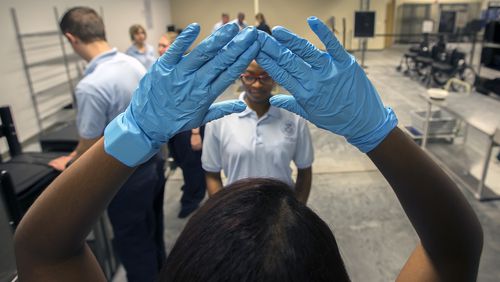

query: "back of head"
left=59, top=7, right=106, bottom=43
left=160, top=178, right=350, bottom=282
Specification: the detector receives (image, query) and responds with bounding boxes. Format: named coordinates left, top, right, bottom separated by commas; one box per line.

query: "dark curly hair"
left=160, top=178, right=350, bottom=282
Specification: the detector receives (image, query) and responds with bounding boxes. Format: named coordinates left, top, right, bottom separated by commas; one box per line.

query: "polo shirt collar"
left=236, top=92, right=281, bottom=118
left=129, top=44, right=146, bottom=54
left=84, top=48, right=118, bottom=76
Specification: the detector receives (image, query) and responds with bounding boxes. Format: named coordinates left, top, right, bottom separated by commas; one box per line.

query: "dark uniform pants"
left=168, top=128, right=206, bottom=211
left=107, top=155, right=166, bottom=282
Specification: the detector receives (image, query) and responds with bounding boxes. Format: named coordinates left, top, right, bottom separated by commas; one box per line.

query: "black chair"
left=0, top=184, right=18, bottom=281
left=0, top=106, right=65, bottom=229
left=39, top=121, right=78, bottom=153
left=0, top=170, right=21, bottom=229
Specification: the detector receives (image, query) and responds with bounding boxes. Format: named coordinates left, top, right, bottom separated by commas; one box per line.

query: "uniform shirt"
left=76, top=48, right=146, bottom=139
left=125, top=43, right=156, bottom=69
left=202, top=93, right=314, bottom=187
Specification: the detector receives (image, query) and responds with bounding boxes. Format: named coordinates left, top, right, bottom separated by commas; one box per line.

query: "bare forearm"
left=206, top=172, right=223, bottom=197
left=368, top=128, right=482, bottom=279
left=73, top=137, right=100, bottom=160
left=295, top=167, right=312, bottom=204
left=15, top=138, right=135, bottom=262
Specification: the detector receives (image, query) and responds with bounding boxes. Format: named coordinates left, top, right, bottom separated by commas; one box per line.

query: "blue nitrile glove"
left=256, top=17, right=397, bottom=153
left=105, top=23, right=260, bottom=166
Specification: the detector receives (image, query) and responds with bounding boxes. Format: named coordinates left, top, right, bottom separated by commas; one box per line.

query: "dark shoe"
left=178, top=204, right=199, bottom=218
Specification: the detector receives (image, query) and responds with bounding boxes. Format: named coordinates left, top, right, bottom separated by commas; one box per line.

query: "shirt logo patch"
left=281, top=120, right=296, bottom=137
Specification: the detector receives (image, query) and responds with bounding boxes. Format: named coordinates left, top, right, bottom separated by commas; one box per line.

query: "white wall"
left=0, top=0, right=172, bottom=150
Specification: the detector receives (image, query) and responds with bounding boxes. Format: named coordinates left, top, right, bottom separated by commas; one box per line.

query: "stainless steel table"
left=419, top=92, right=500, bottom=201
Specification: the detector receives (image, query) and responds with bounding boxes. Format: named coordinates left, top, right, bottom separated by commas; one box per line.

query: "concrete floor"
left=112, top=47, right=500, bottom=281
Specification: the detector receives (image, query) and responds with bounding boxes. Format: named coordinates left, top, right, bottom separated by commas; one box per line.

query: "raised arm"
left=14, top=22, right=259, bottom=281
left=369, top=127, right=482, bottom=281
left=15, top=139, right=132, bottom=282
left=256, top=17, right=482, bottom=281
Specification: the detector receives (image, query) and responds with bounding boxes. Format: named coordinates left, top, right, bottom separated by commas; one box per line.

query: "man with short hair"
left=50, top=7, right=166, bottom=282
left=212, top=12, right=230, bottom=33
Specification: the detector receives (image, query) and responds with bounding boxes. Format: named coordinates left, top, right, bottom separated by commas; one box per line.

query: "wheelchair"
left=396, top=35, right=430, bottom=75
left=414, top=37, right=447, bottom=82
left=428, top=48, right=476, bottom=91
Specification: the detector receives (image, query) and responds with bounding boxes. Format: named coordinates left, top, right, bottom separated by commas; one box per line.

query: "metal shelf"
left=27, top=53, right=80, bottom=68
left=20, top=30, right=59, bottom=38
left=482, top=42, right=500, bottom=49
left=39, top=95, right=73, bottom=120
left=11, top=7, right=81, bottom=133
left=35, top=77, right=79, bottom=101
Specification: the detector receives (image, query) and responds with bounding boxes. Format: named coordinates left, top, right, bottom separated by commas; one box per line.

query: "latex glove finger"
left=209, top=41, right=260, bottom=97
left=179, top=23, right=239, bottom=72
left=256, top=52, right=307, bottom=96
left=201, top=100, right=247, bottom=125
left=307, top=17, right=350, bottom=63
left=272, top=26, right=327, bottom=69
left=269, top=95, right=309, bottom=120
left=159, top=23, right=200, bottom=66
left=199, top=27, right=258, bottom=88
left=257, top=31, right=311, bottom=83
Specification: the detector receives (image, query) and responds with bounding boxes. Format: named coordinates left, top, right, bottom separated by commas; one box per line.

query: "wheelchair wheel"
left=407, top=59, right=417, bottom=73
left=415, top=62, right=428, bottom=77
left=451, top=66, right=476, bottom=92
left=432, top=70, right=450, bottom=86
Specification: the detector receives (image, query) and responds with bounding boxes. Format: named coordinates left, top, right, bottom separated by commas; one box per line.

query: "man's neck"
left=81, top=41, right=112, bottom=62
left=244, top=95, right=270, bottom=118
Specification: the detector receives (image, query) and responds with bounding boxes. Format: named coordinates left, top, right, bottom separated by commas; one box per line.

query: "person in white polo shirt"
left=202, top=60, right=314, bottom=204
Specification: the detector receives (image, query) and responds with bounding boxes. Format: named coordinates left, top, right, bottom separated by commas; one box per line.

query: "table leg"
left=422, top=102, right=432, bottom=149
left=99, top=215, right=116, bottom=277
left=476, top=139, right=494, bottom=200
left=462, top=123, right=469, bottom=146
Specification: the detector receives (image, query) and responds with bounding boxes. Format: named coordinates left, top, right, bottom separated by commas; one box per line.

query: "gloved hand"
left=105, top=23, right=259, bottom=166
left=256, top=17, right=397, bottom=153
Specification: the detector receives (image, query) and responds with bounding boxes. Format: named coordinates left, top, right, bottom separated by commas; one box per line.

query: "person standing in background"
left=158, top=32, right=207, bottom=218
left=202, top=60, right=314, bottom=204
left=255, top=13, right=271, bottom=35
left=50, top=8, right=166, bottom=282
left=212, top=13, right=230, bottom=33
left=126, top=24, right=157, bottom=69
left=157, top=32, right=177, bottom=55
left=232, top=12, right=248, bottom=31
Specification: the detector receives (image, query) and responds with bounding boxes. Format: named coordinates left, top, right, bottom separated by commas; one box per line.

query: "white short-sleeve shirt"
left=76, top=48, right=146, bottom=139
left=202, top=93, right=314, bottom=187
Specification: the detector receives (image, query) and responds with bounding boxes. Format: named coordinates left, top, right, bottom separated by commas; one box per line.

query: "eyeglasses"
left=240, top=74, right=274, bottom=85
